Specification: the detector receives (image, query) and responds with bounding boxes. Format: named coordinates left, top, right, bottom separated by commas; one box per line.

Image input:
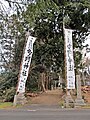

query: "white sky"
left=85, top=35, right=90, bottom=58
left=86, top=35, right=90, bottom=46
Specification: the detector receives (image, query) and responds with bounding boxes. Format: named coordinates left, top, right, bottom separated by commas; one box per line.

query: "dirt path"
left=28, top=89, right=64, bottom=105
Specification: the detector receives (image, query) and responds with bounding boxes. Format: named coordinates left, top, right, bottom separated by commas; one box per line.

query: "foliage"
left=26, top=70, right=39, bottom=92
left=3, top=87, right=16, bottom=102
left=23, top=0, right=90, bottom=73
left=0, top=70, right=18, bottom=101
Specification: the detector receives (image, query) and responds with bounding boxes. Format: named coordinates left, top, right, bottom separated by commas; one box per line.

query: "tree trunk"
left=40, top=72, right=46, bottom=92
left=45, top=72, right=49, bottom=90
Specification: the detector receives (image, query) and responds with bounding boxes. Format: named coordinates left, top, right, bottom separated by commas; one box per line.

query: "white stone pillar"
left=75, top=75, right=85, bottom=106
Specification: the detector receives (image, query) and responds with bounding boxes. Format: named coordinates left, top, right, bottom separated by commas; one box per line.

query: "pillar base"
left=75, top=97, right=86, bottom=106
left=65, top=91, right=74, bottom=108
left=13, top=93, right=27, bottom=106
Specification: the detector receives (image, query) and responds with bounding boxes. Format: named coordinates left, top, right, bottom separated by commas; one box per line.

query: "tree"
left=24, top=0, right=90, bottom=69
left=0, top=0, right=29, bottom=101
left=21, top=0, right=90, bottom=90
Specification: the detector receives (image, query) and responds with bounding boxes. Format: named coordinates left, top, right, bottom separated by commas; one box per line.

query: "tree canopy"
left=22, top=0, right=90, bottom=71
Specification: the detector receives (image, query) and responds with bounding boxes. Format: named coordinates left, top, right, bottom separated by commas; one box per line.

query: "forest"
left=0, top=0, right=90, bottom=102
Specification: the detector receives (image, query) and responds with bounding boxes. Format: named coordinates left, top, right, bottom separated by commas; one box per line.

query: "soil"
left=83, top=92, right=90, bottom=104
left=27, top=89, right=64, bottom=105
left=27, top=89, right=90, bottom=105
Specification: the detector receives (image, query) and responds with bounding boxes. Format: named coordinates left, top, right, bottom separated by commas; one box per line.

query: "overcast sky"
left=86, top=35, right=90, bottom=47
left=85, top=35, right=90, bottom=58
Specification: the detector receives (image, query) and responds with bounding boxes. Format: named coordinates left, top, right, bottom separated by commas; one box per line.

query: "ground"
left=0, top=88, right=90, bottom=109
left=82, top=86, right=90, bottom=104
left=27, top=88, right=90, bottom=105
left=83, top=92, right=90, bottom=104
left=27, top=89, right=64, bottom=105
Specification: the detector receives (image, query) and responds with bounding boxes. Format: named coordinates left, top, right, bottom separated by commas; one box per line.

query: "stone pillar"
left=13, top=93, right=27, bottom=106
left=75, top=75, right=85, bottom=106
left=58, top=75, right=62, bottom=89
left=51, top=85, right=53, bottom=90
left=54, top=81, right=57, bottom=89
left=65, top=90, right=74, bottom=108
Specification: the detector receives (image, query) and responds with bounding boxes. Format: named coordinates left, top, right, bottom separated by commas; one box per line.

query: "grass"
left=0, top=102, right=24, bottom=109
left=0, top=102, right=13, bottom=109
left=81, top=104, right=90, bottom=109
